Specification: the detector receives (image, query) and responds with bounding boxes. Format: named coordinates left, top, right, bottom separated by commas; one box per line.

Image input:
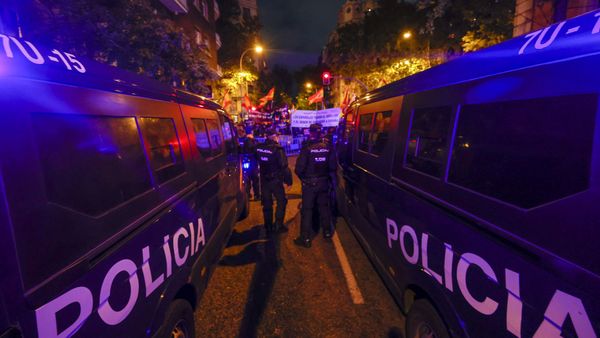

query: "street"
left=195, top=157, right=405, bottom=337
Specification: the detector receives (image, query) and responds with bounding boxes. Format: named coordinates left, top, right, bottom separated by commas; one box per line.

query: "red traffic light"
left=322, top=71, right=331, bottom=85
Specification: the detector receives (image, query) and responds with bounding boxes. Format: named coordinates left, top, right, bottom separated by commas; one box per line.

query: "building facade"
left=159, top=0, right=223, bottom=79
left=323, top=0, right=380, bottom=109
left=238, top=0, right=258, bottom=23
left=337, top=0, right=378, bottom=26
left=231, top=0, right=261, bottom=121
left=514, top=0, right=599, bottom=36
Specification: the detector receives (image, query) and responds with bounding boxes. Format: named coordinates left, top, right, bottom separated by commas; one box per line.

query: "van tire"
left=406, top=299, right=449, bottom=338
left=163, top=299, right=195, bottom=338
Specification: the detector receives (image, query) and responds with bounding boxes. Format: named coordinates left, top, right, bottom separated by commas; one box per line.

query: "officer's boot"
left=275, top=197, right=288, bottom=233
left=275, top=219, right=288, bottom=233
left=293, top=236, right=311, bottom=248
left=263, top=208, right=274, bottom=235
left=323, top=226, right=333, bottom=240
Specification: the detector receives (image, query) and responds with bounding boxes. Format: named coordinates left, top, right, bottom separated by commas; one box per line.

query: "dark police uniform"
left=294, top=125, right=337, bottom=247
left=255, top=134, right=289, bottom=233
left=242, top=135, right=260, bottom=200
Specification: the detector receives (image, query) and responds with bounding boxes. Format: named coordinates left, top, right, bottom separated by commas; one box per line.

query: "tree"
left=23, top=0, right=217, bottom=95
left=216, top=0, right=262, bottom=70
left=417, top=0, right=515, bottom=53
left=213, top=0, right=262, bottom=105
left=256, top=66, right=294, bottom=107
left=292, top=65, right=324, bottom=109
left=325, top=1, right=423, bottom=69
left=322, top=0, right=515, bottom=100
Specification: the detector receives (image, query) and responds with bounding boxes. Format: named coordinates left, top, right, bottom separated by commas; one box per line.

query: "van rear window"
left=191, top=118, right=213, bottom=158
left=205, top=119, right=223, bottom=156
left=32, top=114, right=152, bottom=215
left=139, top=117, right=184, bottom=184
left=449, top=94, right=597, bottom=208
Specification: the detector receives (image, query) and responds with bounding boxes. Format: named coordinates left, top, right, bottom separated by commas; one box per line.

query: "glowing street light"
left=240, top=44, right=264, bottom=71
left=403, top=31, right=412, bottom=40
left=305, top=82, right=313, bottom=89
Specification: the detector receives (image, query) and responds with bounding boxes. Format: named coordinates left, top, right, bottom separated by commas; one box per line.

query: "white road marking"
left=332, top=232, right=365, bottom=304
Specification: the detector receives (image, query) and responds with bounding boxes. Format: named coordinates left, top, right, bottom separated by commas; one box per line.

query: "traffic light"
left=322, top=71, right=331, bottom=86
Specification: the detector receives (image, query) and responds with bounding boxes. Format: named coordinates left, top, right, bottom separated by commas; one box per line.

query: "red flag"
left=308, top=88, right=324, bottom=104
left=341, top=88, right=350, bottom=109
left=241, top=94, right=252, bottom=109
left=258, top=87, right=275, bottom=107
left=222, top=90, right=232, bottom=110
left=264, top=87, right=275, bottom=100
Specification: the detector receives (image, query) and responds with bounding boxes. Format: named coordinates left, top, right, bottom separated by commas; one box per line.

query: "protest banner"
left=291, top=108, right=341, bottom=128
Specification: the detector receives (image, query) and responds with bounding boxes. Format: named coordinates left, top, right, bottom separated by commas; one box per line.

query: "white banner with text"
left=291, top=108, right=341, bottom=128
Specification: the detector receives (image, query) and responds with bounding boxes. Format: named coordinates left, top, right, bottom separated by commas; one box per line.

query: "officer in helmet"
left=255, top=129, right=290, bottom=234
left=294, top=123, right=337, bottom=248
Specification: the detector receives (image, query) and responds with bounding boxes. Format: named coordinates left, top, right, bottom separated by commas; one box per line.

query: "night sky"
left=257, top=0, right=346, bottom=70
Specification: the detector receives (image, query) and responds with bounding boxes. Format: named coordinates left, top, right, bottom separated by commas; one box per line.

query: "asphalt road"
left=195, top=157, right=405, bottom=337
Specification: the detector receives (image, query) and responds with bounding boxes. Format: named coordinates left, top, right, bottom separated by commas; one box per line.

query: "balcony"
left=159, top=0, right=188, bottom=14
left=215, top=33, right=222, bottom=49
left=214, top=0, right=220, bottom=20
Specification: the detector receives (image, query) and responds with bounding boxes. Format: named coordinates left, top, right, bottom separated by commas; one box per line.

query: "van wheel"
left=164, top=299, right=195, bottom=338
left=406, top=299, right=449, bottom=338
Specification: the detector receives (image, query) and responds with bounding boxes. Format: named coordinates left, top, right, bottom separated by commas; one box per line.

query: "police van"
left=0, top=34, right=247, bottom=337
left=336, top=10, right=600, bottom=338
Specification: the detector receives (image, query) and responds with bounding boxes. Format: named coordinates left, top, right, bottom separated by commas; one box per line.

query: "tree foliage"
left=325, top=1, right=422, bottom=69
left=216, top=0, right=262, bottom=70
left=24, top=0, right=217, bottom=95
left=324, top=1, right=431, bottom=93
left=257, top=66, right=294, bottom=107
left=219, top=70, right=258, bottom=93
left=213, top=0, right=262, bottom=105
left=323, top=0, right=515, bottom=100
left=417, top=0, right=515, bottom=52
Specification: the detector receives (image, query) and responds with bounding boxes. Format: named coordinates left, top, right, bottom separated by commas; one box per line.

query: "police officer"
left=242, top=133, right=260, bottom=200
left=294, top=124, right=337, bottom=248
left=255, top=129, right=290, bottom=234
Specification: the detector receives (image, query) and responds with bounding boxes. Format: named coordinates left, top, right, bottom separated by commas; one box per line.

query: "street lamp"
left=239, top=45, right=264, bottom=71
left=402, top=31, right=412, bottom=40
left=238, top=45, right=263, bottom=121
left=305, top=82, right=313, bottom=89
